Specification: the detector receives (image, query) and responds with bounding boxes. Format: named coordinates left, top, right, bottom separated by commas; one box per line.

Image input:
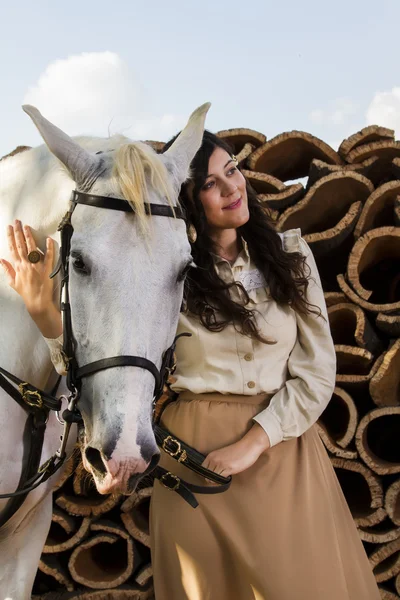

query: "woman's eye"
left=227, top=167, right=238, bottom=176
left=177, top=261, right=193, bottom=282
left=72, top=256, right=88, bottom=274
left=202, top=180, right=214, bottom=191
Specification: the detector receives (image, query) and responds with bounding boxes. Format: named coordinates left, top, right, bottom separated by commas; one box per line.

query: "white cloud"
left=23, top=52, right=184, bottom=142
left=366, top=87, right=400, bottom=133
left=309, top=98, right=358, bottom=126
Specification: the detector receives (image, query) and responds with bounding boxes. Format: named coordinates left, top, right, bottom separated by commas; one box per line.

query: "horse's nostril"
left=85, top=446, right=108, bottom=477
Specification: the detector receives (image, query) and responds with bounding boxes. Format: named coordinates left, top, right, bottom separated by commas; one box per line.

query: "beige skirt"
left=150, top=392, right=380, bottom=600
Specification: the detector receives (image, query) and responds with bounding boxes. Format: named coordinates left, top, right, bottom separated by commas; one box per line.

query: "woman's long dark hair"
left=163, top=131, right=318, bottom=343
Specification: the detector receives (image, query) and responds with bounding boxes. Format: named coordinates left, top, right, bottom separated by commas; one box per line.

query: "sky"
left=1, top=0, right=400, bottom=158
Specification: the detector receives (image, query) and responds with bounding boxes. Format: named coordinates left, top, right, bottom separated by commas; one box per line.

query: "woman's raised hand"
left=0, top=220, right=63, bottom=338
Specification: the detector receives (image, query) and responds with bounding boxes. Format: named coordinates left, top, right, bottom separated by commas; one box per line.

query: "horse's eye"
left=177, top=260, right=194, bottom=282
left=72, top=256, right=89, bottom=274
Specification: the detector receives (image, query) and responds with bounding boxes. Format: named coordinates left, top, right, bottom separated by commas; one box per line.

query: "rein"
left=0, top=189, right=231, bottom=523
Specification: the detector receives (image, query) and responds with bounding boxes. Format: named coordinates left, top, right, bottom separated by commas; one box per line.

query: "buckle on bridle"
left=18, top=383, right=43, bottom=408
left=160, top=472, right=180, bottom=491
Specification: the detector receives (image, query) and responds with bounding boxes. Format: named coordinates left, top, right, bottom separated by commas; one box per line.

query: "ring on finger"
left=27, top=248, right=44, bottom=264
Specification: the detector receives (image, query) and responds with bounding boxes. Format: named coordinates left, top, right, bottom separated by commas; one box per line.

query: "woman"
left=1, top=131, right=380, bottom=600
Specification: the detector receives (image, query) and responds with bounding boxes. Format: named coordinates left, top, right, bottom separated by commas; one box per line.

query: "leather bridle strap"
left=71, top=190, right=184, bottom=219
left=76, top=356, right=161, bottom=390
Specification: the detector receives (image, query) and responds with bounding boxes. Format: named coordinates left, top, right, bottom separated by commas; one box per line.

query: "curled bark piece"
left=347, top=140, right=400, bottom=164
left=236, top=143, right=254, bottom=166
left=307, top=157, right=377, bottom=189
left=335, top=347, right=382, bottom=388
left=330, top=458, right=384, bottom=526
left=40, top=582, right=154, bottom=599
left=257, top=183, right=304, bottom=211
left=277, top=172, right=373, bottom=235
left=395, top=196, right=400, bottom=226
left=56, top=489, right=121, bottom=517
left=69, top=530, right=134, bottom=589
left=316, top=423, right=357, bottom=459
left=385, top=478, right=400, bottom=526
left=247, top=131, right=342, bottom=180
left=135, top=563, right=153, bottom=586
left=302, top=201, right=362, bottom=258
left=355, top=181, right=400, bottom=238
left=369, top=538, right=400, bottom=582
left=376, top=312, right=400, bottom=336
left=328, top=303, right=383, bottom=355
left=43, top=516, right=91, bottom=554
left=324, top=292, right=348, bottom=307
left=145, top=140, right=165, bottom=153
left=338, top=125, right=394, bottom=160
left=370, top=339, right=400, bottom=407
left=335, top=345, right=374, bottom=375
left=318, top=386, right=358, bottom=448
left=358, top=518, right=400, bottom=543
left=347, top=142, right=400, bottom=184
left=39, top=555, right=74, bottom=592
left=397, top=573, right=400, bottom=596
left=356, top=407, right=400, bottom=475
left=242, top=169, right=286, bottom=194
left=121, top=486, right=152, bottom=548
left=260, top=205, right=280, bottom=221
left=54, top=449, right=79, bottom=491
left=337, top=273, right=400, bottom=314
left=379, top=584, right=400, bottom=599
left=347, top=227, right=400, bottom=305
left=217, top=128, right=266, bottom=152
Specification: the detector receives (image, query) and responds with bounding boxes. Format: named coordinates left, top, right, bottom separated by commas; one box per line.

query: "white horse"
left=0, top=102, right=210, bottom=599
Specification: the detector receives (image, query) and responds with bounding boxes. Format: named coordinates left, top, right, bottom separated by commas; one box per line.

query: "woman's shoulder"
left=277, top=228, right=310, bottom=258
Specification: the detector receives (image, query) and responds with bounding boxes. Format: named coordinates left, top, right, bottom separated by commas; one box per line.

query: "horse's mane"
left=112, top=142, right=175, bottom=234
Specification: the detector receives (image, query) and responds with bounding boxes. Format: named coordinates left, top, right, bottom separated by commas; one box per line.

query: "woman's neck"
left=210, top=228, right=241, bottom=263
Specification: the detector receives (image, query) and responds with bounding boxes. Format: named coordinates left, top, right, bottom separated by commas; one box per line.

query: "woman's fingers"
left=0, top=259, right=16, bottom=287
left=7, top=224, right=20, bottom=262
left=44, top=237, right=54, bottom=275
left=14, top=220, right=28, bottom=261
left=23, top=224, right=37, bottom=254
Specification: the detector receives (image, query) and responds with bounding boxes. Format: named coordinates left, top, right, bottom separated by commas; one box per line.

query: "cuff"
left=252, top=408, right=284, bottom=448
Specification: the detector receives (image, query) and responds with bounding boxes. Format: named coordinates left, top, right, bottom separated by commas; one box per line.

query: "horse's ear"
left=163, top=102, right=211, bottom=187
left=22, top=105, right=102, bottom=188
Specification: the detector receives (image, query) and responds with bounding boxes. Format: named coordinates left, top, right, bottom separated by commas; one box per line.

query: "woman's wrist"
left=241, top=422, right=271, bottom=455
left=29, top=304, right=62, bottom=339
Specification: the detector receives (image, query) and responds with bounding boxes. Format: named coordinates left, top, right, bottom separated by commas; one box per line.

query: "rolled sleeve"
left=43, top=333, right=68, bottom=376
left=253, top=237, right=336, bottom=447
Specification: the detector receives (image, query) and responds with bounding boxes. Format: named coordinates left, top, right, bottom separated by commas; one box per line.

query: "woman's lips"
left=223, top=197, right=242, bottom=210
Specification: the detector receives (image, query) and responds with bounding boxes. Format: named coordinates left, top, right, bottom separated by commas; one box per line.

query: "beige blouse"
left=44, top=229, right=336, bottom=449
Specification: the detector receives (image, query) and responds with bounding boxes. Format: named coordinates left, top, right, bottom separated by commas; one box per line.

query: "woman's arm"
left=1, top=220, right=66, bottom=375
left=251, top=237, right=336, bottom=447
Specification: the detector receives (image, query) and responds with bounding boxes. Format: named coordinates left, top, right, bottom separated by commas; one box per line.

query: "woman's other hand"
left=0, top=220, right=62, bottom=338
left=201, top=423, right=271, bottom=477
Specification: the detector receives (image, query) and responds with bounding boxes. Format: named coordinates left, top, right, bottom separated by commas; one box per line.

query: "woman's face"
left=197, top=147, right=249, bottom=232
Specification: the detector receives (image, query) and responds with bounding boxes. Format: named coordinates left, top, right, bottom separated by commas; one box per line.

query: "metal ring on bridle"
left=27, top=249, right=42, bottom=263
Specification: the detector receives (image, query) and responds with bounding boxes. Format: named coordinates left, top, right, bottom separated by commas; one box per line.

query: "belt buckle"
left=18, top=383, right=44, bottom=408
left=160, top=472, right=180, bottom=491
left=162, top=435, right=182, bottom=458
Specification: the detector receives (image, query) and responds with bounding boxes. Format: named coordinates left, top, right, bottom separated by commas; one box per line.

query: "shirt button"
left=247, top=381, right=256, bottom=389
left=244, top=353, right=253, bottom=361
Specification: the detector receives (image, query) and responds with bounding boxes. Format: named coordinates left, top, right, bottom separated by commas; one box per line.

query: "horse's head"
left=23, top=103, right=210, bottom=494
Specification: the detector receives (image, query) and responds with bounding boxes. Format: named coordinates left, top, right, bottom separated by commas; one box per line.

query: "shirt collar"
left=212, top=236, right=250, bottom=268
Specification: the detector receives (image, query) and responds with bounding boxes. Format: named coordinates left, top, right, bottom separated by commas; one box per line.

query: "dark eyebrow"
left=205, top=159, right=235, bottom=180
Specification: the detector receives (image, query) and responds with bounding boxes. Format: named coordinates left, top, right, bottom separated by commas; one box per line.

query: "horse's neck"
left=0, top=145, right=74, bottom=252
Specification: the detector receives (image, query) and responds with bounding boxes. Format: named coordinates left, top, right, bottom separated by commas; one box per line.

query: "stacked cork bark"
left=32, top=125, right=400, bottom=599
